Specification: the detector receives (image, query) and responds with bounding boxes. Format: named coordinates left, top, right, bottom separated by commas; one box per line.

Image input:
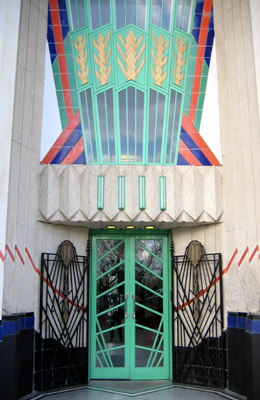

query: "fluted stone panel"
left=39, top=165, right=223, bottom=228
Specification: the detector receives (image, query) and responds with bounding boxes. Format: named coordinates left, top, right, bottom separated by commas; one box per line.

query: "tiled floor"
left=29, top=381, right=244, bottom=400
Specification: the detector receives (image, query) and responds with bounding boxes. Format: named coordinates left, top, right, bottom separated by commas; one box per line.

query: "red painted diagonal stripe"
left=41, top=110, right=81, bottom=164
left=249, top=245, right=259, bottom=263
left=0, top=250, right=5, bottom=263
left=5, top=244, right=14, bottom=262
left=175, top=248, right=238, bottom=312
left=182, top=113, right=221, bottom=165
left=189, top=0, right=212, bottom=123
left=15, top=244, right=25, bottom=266
left=25, top=247, right=85, bottom=312
left=49, top=0, right=73, bottom=121
left=222, top=248, right=238, bottom=274
left=238, top=246, right=249, bottom=267
left=61, top=137, right=84, bottom=164
left=178, top=138, right=202, bottom=165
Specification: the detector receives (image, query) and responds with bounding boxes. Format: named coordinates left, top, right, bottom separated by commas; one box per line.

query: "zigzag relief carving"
left=39, top=165, right=223, bottom=227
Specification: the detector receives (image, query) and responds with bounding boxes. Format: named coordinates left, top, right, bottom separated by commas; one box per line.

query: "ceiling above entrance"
left=42, top=0, right=220, bottom=166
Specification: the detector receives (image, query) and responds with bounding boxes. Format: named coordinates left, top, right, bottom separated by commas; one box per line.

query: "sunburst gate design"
left=42, top=0, right=220, bottom=166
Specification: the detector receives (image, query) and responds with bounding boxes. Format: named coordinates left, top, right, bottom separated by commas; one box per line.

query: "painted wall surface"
left=0, top=0, right=21, bottom=319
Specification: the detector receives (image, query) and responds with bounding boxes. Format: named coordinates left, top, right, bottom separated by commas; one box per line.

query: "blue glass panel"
left=58, top=0, right=67, bottom=10
left=128, top=86, right=135, bottom=158
left=47, top=25, right=55, bottom=43
left=136, top=90, right=144, bottom=162
left=119, top=90, right=127, bottom=159
left=148, top=90, right=165, bottom=163
left=90, top=0, right=110, bottom=29
left=195, top=0, right=204, bottom=14
left=193, top=12, right=202, bottom=29
left=152, top=0, right=162, bottom=28
left=116, top=0, right=125, bottom=29
left=137, top=0, right=147, bottom=30
left=126, top=0, right=136, bottom=26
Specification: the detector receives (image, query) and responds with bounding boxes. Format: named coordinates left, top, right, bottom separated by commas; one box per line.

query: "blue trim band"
left=228, top=312, right=260, bottom=334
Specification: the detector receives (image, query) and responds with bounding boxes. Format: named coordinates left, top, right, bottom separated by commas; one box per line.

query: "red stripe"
left=238, top=246, right=249, bottom=267
left=175, top=248, right=238, bottom=313
left=25, top=247, right=41, bottom=276
left=189, top=0, right=212, bottom=123
left=178, top=138, right=202, bottom=165
left=41, top=111, right=81, bottom=164
left=61, top=138, right=84, bottom=164
left=49, top=0, right=73, bottom=121
left=249, top=245, right=259, bottom=263
left=5, top=244, right=14, bottom=262
left=182, top=113, right=221, bottom=165
left=25, top=247, right=84, bottom=312
left=15, top=244, right=25, bottom=266
left=222, top=248, right=238, bottom=274
left=0, top=250, right=5, bottom=263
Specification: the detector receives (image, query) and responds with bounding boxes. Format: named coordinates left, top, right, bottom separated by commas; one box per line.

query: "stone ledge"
left=39, top=165, right=223, bottom=228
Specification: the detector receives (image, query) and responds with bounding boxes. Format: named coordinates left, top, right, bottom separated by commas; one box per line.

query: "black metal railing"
left=172, top=240, right=225, bottom=388
left=36, top=241, right=90, bottom=391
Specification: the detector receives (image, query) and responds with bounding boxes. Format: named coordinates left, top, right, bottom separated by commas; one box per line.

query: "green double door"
left=90, top=232, right=170, bottom=380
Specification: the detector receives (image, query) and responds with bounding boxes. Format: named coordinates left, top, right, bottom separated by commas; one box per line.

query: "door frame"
left=89, top=229, right=172, bottom=380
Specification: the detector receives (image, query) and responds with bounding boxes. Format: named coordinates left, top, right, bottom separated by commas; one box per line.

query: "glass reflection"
left=69, top=0, right=86, bottom=30
left=89, top=0, right=110, bottom=30
left=152, top=0, right=173, bottom=31
left=116, top=0, right=147, bottom=29
left=148, top=90, right=165, bottom=163
left=97, top=89, right=115, bottom=162
left=176, top=0, right=193, bottom=32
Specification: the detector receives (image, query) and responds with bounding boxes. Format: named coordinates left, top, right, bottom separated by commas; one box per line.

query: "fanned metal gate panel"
left=172, top=241, right=225, bottom=387
left=36, top=241, right=90, bottom=390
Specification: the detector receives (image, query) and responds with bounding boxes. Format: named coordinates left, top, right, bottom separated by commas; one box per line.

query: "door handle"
left=125, top=293, right=128, bottom=318
left=132, top=293, right=135, bottom=318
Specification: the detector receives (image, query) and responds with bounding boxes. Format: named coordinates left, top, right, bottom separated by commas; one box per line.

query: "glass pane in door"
left=134, top=239, right=165, bottom=368
left=95, top=239, right=126, bottom=368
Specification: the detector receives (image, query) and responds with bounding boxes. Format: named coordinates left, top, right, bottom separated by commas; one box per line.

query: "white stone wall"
left=2, top=0, right=48, bottom=318
left=0, top=0, right=21, bottom=320
left=214, top=0, right=260, bottom=313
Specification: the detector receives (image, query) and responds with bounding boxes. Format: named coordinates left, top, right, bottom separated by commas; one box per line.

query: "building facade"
left=0, top=0, right=260, bottom=399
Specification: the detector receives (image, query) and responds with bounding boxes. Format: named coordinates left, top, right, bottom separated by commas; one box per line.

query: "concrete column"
left=214, top=0, right=260, bottom=313
left=0, top=0, right=21, bottom=320
left=2, top=0, right=48, bottom=315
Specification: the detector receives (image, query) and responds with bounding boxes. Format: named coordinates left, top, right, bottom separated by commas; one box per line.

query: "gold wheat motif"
left=92, top=31, right=111, bottom=86
left=151, top=31, right=169, bottom=87
left=117, top=30, right=145, bottom=81
left=74, top=34, right=89, bottom=85
left=173, top=36, right=188, bottom=86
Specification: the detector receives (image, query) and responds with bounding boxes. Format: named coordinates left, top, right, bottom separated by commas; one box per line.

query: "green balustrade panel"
left=66, top=0, right=196, bottom=165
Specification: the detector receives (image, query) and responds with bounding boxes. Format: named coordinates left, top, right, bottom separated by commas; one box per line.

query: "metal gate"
left=172, top=241, right=225, bottom=387
left=36, top=240, right=90, bottom=390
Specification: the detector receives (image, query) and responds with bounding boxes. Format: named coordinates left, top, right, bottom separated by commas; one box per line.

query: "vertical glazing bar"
left=98, top=0, right=102, bottom=26
left=118, top=176, right=125, bottom=210
left=97, top=175, right=105, bottom=209
left=126, top=88, right=129, bottom=161
left=160, top=0, right=164, bottom=28
left=134, top=88, right=137, bottom=161
left=159, top=176, right=167, bottom=210
left=139, top=175, right=146, bottom=210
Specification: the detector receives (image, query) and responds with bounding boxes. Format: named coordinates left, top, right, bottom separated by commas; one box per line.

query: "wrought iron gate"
left=36, top=240, right=90, bottom=390
left=172, top=241, right=225, bottom=387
